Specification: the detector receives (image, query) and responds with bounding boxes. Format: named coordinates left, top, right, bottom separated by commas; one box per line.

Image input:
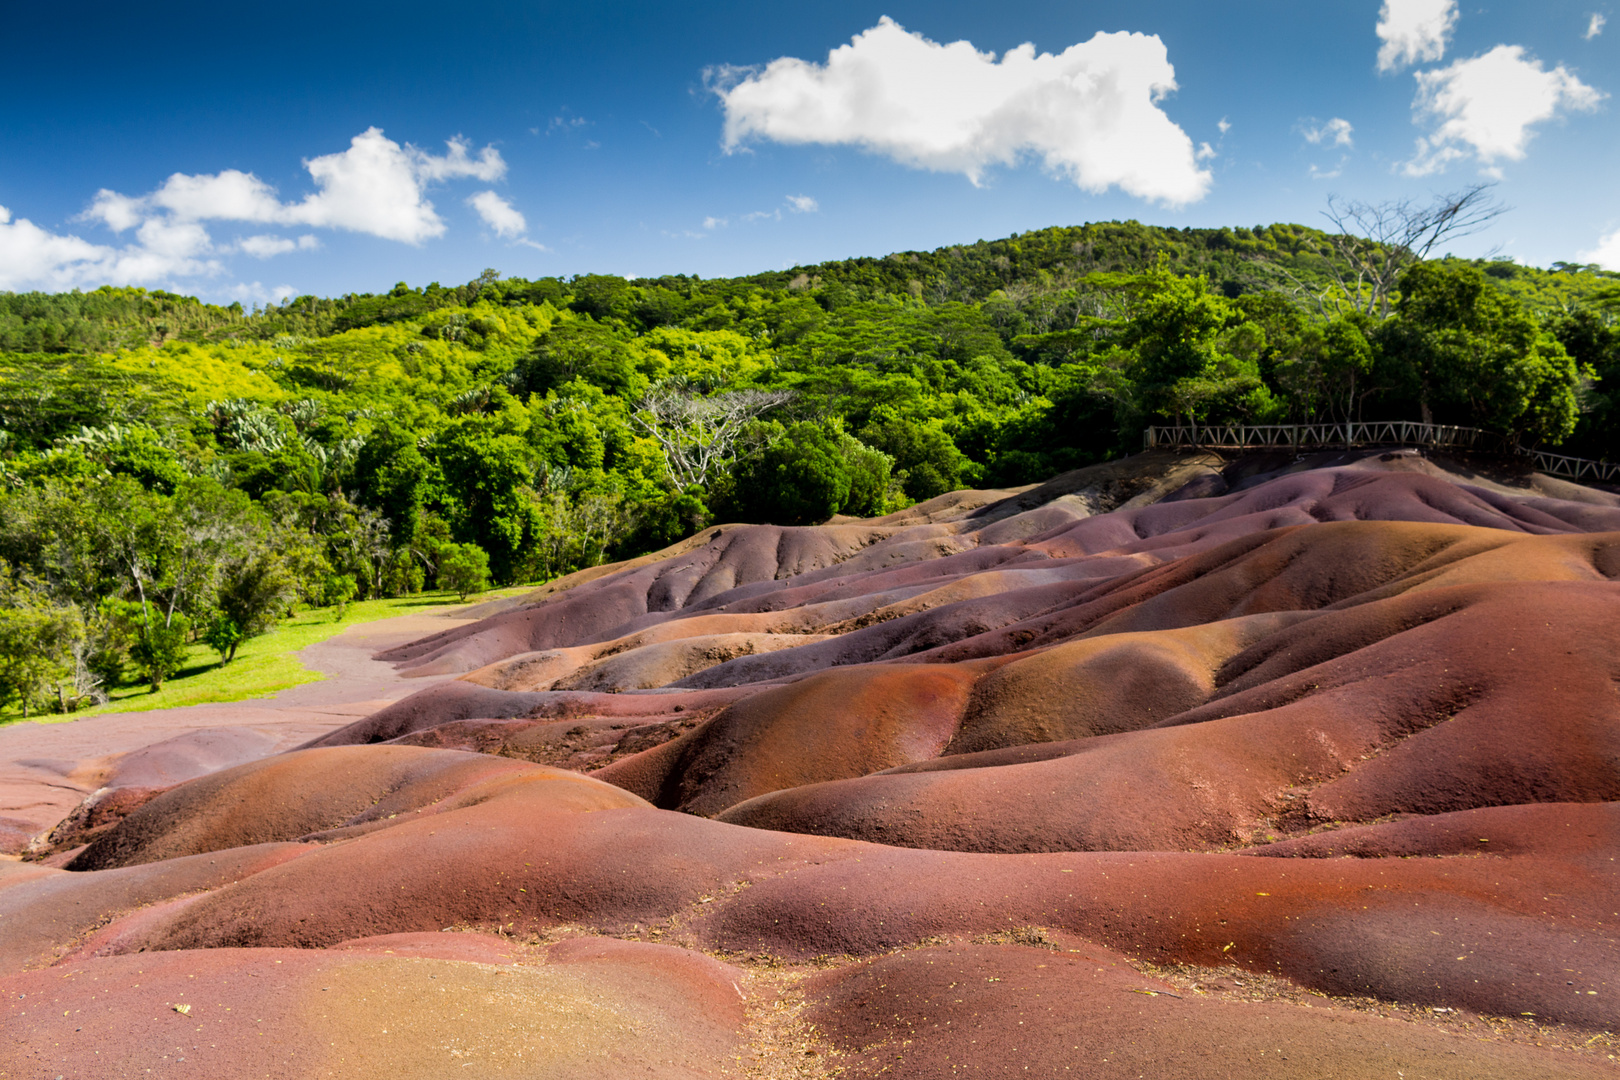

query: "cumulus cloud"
left=1587, top=13, right=1607, bottom=40
left=467, top=191, right=527, bottom=238
left=0, top=206, right=119, bottom=291
left=409, top=137, right=505, bottom=183
left=3, top=128, right=508, bottom=291
left=87, top=128, right=506, bottom=245
left=237, top=234, right=320, bottom=258
left=0, top=205, right=224, bottom=291
left=1404, top=45, right=1605, bottom=175
left=786, top=194, right=819, bottom=213
left=139, top=170, right=283, bottom=226
left=1301, top=117, right=1355, bottom=148
left=1376, top=0, right=1458, bottom=72
left=1582, top=226, right=1620, bottom=270
left=286, top=129, right=503, bottom=242
left=711, top=17, right=1211, bottom=206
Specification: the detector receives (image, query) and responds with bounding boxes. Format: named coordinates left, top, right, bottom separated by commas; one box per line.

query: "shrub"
left=438, top=543, right=491, bottom=601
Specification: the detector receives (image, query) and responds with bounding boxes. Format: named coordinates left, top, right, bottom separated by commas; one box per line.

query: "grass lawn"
left=2, top=586, right=532, bottom=727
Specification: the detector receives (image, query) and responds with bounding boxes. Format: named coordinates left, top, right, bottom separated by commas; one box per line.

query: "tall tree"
left=634, top=385, right=794, bottom=489
left=1319, top=183, right=1507, bottom=319
left=1380, top=261, right=1585, bottom=443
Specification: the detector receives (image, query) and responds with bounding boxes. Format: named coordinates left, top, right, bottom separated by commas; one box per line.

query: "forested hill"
left=1, top=220, right=1614, bottom=354
left=1, top=216, right=1618, bottom=714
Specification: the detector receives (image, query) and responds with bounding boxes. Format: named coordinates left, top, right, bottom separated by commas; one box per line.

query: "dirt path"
left=0, top=607, right=476, bottom=850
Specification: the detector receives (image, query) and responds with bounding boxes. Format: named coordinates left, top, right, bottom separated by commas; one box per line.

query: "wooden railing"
left=1143, top=422, right=1620, bottom=484
left=1523, top=449, right=1620, bottom=484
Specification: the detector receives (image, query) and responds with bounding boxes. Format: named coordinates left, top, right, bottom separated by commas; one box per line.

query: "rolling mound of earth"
left=4, top=447, right=1619, bottom=1078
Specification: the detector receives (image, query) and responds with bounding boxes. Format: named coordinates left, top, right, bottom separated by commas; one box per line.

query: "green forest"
left=1, top=213, right=1617, bottom=715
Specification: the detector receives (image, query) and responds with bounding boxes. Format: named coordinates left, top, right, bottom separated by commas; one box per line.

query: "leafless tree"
left=633, top=385, right=795, bottom=489
left=1320, top=182, right=1508, bottom=318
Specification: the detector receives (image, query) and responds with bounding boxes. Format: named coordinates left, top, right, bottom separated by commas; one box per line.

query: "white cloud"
left=83, top=190, right=149, bottom=232
left=1405, top=45, right=1605, bottom=175
left=409, top=136, right=505, bottom=183
left=1217, top=117, right=1231, bottom=135
left=0, top=204, right=225, bottom=291
left=1309, top=158, right=1349, bottom=180
left=547, top=114, right=589, bottom=135
left=1581, top=226, right=1620, bottom=270
left=467, top=190, right=527, bottom=238
left=1195, top=142, right=1216, bottom=162
left=1587, top=13, right=1607, bottom=39
left=237, top=233, right=320, bottom=258
left=225, top=281, right=299, bottom=306
left=1376, top=0, right=1458, bottom=72
left=1, top=128, right=509, bottom=292
left=149, top=170, right=285, bottom=225
left=238, top=235, right=292, bottom=258
left=786, top=194, right=819, bottom=213
left=86, top=128, right=508, bottom=245
left=703, top=216, right=727, bottom=229
left=0, top=205, right=118, bottom=290
left=283, top=128, right=477, bottom=242
left=712, top=17, right=1211, bottom=206
left=1301, top=117, right=1355, bottom=148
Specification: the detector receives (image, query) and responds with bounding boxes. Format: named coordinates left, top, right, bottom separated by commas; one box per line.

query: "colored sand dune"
left=3, top=448, right=1618, bottom=1077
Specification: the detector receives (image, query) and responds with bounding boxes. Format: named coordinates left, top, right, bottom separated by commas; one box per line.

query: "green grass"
left=2, top=586, right=533, bottom=727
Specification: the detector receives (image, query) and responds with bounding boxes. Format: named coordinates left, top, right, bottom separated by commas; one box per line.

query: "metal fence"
left=1143, top=422, right=1620, bottom=484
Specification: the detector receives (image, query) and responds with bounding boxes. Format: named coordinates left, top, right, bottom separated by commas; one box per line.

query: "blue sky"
left=1, top=1, right=1615, bottom=303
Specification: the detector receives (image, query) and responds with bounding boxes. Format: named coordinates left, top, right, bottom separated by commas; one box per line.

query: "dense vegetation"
left=0, top=218, right=1616, bottom=715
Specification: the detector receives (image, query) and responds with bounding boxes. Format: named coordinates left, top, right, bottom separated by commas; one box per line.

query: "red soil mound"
left=302, top=682, right=748, bottom=748
left=717, top=580, right=1620, bottom=848
left=67, top=745, right=545, bottom=870
left=595, top=662, right=987, bottom=815
left=42, top=792, right=1608, bottom=1027
left=805, top=938, right=1612, bottom=1079
left=0, top=935, right=750, bottom=1079
left=0, top=842, right=309, bottom=973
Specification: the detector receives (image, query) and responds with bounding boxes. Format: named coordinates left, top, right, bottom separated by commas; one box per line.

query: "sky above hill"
left=1, top=1, right=1616, bottom=303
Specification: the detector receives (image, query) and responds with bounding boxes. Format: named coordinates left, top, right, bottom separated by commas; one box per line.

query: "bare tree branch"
left=1321, top=183, right=1508, bottom=319
left=633, top=385, right=795, bottom=489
